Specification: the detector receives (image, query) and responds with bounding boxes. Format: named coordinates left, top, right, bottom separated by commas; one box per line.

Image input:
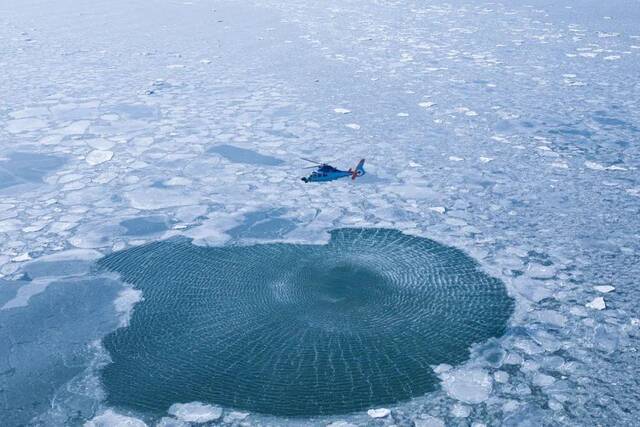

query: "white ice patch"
left=156, top=418, right=188, bottom=427
left=12, top=253, right=32, bottom=262
left=584, top=161, right=626, bottom=171
left=168, top=402, right=222, bottom=423
left=451, top=403, right=471, bottom=418
left=414, top=415, right=446, bottom=427
left=594, top=285, right=615, bottom=293
left=33, top=248, right=103, bottom=263
left=418, top=101, right=436, bottom=108
left=439, top=368, right=493, bottom=404
left=367, top=408, right=390, bottom=418
left=586, top=297, right=606, bottom=310
left=86, top=150, right=114, bottom=165
left=327, top=422, right=357, bottom=427
left=114, top=288, right=144, bottom=327
left=333, top=108, right=351, bottom=114
left=2, top=278, right=54, bottom=310
left=84, top=410, right=147, bottom=427
left=7, top=118, right=47, bottom=133
left=345, top=123, right=361, bottom=130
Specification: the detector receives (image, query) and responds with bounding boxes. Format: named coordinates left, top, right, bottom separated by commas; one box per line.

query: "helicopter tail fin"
left=351, top=159, right=365, bottom=180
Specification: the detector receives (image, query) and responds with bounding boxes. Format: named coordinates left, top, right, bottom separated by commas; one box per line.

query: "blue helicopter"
left=301, top=158, right=365, bottom=183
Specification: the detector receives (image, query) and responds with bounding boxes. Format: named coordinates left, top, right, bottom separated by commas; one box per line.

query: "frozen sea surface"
left=0, top=0, right=639, bottom=426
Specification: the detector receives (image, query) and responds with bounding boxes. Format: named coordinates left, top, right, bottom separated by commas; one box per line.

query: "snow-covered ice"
left=1, top=0, right=639, bottom=425
left=167, top=402, right=222, bottom=423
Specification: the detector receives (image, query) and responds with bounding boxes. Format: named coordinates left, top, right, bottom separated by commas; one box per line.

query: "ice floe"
left=439, top=368, right=493, bottom=404
left=84, top=410, right=147, bottom=427
left=85, top=150, right=114, bottom=165
left=586, top=297, right=606, bottom=310
left=367, top=408, right=390, bottom=418
left=167, top=402, right=223, bottom=423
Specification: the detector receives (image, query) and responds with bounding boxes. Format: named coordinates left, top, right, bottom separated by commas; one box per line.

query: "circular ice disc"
left=99, top=228, right=513, bottom=417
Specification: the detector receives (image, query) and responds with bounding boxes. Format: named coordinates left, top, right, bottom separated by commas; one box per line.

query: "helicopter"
left=301, top=158, right=365, bottom=183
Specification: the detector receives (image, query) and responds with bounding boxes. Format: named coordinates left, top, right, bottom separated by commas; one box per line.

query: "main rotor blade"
left=300, top=157, right=322, bottom=164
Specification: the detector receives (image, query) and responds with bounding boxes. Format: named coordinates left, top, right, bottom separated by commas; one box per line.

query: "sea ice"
left=532, top=373, right=556, bottom=387
left=168, top=402, right=223, bottom=423
left=494, top=371, right=509, bottom=383
left=586, top=297, right=606, bottom=310
left=114, top=288, right=144, bottom=327
left=367, top=408, right=390, bottom=418
left=155, top=418, right=188, bottom=427
left=451, top=403, right=472, bottom=417
left=6, top=118, right=47, bottom=133
left=414, top=415, right=446, bottom=427
left=326, top=422, right=357, bottom=427
left=440, top=368, right=493, bottom=404
left=85, top=150, right=114, bottom=165
left=84, top=410, right=147, bottom=427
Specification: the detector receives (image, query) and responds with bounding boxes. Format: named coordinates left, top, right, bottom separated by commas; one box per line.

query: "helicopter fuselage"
left=301, top=160, right=365, bottom=183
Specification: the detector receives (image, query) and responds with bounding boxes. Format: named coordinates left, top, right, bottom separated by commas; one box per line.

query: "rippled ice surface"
left=0, top=0, right=639, bottom=426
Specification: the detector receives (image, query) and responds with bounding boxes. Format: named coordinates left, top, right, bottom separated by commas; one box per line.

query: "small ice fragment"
left=440, top=368, right=493, bottom=403
left=414, top=415, right=446, bottom=427
left=200, top=59, right=212, bottom=64
left=397, top=112, right=409, bottom=117
left=223, top=411, right=249, bottom=423
left=603, top=55, right=621, bottom=61
left=12, top=253, right=31, bottom=262
left=367, top=408, right=390, bottom=418
left=114, top=288, right=144, bottom=327
left=418, top=101, right=436, bottom=108
left=479, top=156, right=494, bottom=163
left=156, top=417, right=188, bottom=427
left=449, top=156, right=464, bottom=161
left=433, top=363, right=452, bottom=374
left=465, top=110, right=478, bottom=116
left=86, top=150, right=114, bottom=165
left=168, top=402, right=222, bottom=423
left=327, top=422, right=357, bottom=427
left=334, top=108, right=351, bottom=114
left=345, top=123, right=361, bottom=130
left=584, top=161, right=606, bottom=170
left=502, top=400, right=520, bottom=412
left=594, top=285, right=615, bottom=293
left=409, top=161, right=422, bottom=167
left=586, top=297, right=606, bottom=310
left=494, top=371, right=509, bottom=383
left=84, top=410, right=147, bottom=427
left=532, top=373, right=555, bottom=387
left=451, top=403, right=471, bottom=418
left=429, top=207, right=446, bottom=214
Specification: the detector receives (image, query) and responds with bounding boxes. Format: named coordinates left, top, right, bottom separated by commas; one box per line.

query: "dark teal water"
left=99, top=228, right=513, bottom=417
